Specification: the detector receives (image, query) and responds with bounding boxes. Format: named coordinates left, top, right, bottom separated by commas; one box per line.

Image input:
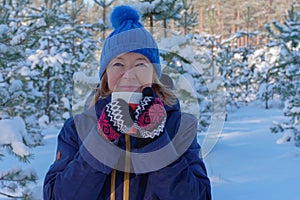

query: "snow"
left=290, top=107, right=300, bottom=113
left=8, top=80, right=22, bottom=93
left=276, top=132, right=293, bottom=144
left=38, top=115, right=49, bottom=129
left=177, top=73, right=195, bottom=93
left=0, top=24, right=9, bottom=36
left=73, top=71, right=99, bottom=84
left=10, top=32, right=26, bottom=45
left=1, top=103, right=300, bottom=199
left=0, top=167, right=38, bottom=198
left=62, top=112, right=70, bottom=119
left=35, top=18, right=47, bottom=28
left=61, top=97, right=70, bottom=110
left=203, top=104, right=300, bottom=200
left=0, top=117, right=30, bottom=157
left=18, top=66, right=35, bottom=77
left=0, top=125, right=59, bottom=200
left=1, top=6, right=300, bottom=198
left=158, top=35, right=188, bottom=50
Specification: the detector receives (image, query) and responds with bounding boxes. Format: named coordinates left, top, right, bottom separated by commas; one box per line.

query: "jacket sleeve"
left=137, top=112, right=212, bottom=200
left=43, top=117, right=112, bottom=200
left=147, top=138, right=211, bottom=200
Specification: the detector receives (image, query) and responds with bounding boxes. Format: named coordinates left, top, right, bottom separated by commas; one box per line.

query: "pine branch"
left=0, top=177, right=35, bottom=182
left=0, top=169, right=37, bottom=185
left=0, top=144, right=31, bottom=163
left=0, top=191, right=22, bottom=199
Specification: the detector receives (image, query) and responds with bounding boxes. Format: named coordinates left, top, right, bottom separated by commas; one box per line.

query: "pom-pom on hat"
left=99, top=5, right=161, bottom=80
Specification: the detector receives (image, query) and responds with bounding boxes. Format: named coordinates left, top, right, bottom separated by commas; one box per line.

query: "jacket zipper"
left=110, top=134, right=131, bottom=200
left=110, top=169, right=116, bottom=200
left=123, top=134, right=131, bottom=200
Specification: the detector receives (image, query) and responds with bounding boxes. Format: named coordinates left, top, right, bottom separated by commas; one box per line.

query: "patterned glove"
left=98, top=98, right=134, bottom=141
left=98, top=88, right=167, bottom=141
left=134, top=87, right=167, bottom=139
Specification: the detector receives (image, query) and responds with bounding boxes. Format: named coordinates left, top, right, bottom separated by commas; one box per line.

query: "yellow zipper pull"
left=123, top=134, right=131, bottom=200
left=110, top=169, right=116, bottom=200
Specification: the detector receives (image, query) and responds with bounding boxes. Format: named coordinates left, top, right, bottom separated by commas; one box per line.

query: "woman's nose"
left=122, top=67, right=137, bottom=79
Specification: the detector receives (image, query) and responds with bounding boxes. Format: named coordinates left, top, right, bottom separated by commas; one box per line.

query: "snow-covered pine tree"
left=264, top=4, right=300, bottom=101
left=248, top=46, right=282, bottom=109
left=176, top=0, right=198, bottom=35
left=0, top=1, right=43, bottom=198
left=27, top=2, right=99, bottom=122
left=159, top=34, right=212, bottom=132
left=215, top=34, right=256, bottom=109
left=137, top=0, right=182, bottom=36
left=269, top=4, right=300, bottom=146
left=1, top=1, right=100, bottom=197
left=93, top=0, right=115, bottom=39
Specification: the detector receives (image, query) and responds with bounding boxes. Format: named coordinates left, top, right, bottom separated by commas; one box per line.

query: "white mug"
left=111, top=92, right=142, bottom=134
left=111, top=92, right=142, bottom=105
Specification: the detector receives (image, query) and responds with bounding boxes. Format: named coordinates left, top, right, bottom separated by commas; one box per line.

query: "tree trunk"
left=267, top=0, right=272, bottom=22
left=45, top=38, right=51, bottom=121
left=199, top=6, right=204, bottom=33
left=217, top=0, right=221, bottom=40
left=163, top=19, right=167, bottom=37
left=149, top=11, right=154, bottom=34
left=256, top=17, right=261, bottom=46
left=183, top=11, right=187, bottom=35
left=231, top=7, right=236, bottom=35
left=246, top=6, right=250, bottom=46
left=65, top=0, right=68, bottom=13
left=237, top=7, right=241, bottom=47
left=102, top=5, right=106, bottom=39
left=34, top=0, right=40, bottom=7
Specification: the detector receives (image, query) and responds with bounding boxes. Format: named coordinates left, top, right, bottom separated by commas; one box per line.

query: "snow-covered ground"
left=205, top=103, right=300, bottom=200
left=1, top=103, right=300, bottom=199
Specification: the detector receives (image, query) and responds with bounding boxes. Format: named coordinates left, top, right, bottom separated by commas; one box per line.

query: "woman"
left=43, top=5, right=211, bottom=200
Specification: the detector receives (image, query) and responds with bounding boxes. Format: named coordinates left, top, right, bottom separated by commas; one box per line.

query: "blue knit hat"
left=99, top=5, right=161, bottom=80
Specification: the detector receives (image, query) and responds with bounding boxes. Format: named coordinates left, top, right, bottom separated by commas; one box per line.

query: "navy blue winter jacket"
left=43, top=95, right=211, bottom=200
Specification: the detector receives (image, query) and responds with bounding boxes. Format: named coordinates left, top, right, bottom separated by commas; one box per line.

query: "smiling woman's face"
left=106, top=52, right=154, bottom=93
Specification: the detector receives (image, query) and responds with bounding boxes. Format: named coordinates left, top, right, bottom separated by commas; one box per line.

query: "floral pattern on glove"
left=135, top=97, right=167, bottom=139
left=98, top=88, right=167, bottom=141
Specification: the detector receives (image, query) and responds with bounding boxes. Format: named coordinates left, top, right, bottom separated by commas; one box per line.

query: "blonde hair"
left=91, top=72, right=177, bottom=106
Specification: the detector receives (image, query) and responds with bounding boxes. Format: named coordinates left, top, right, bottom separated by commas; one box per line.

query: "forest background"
left=0, top=0, right=300, bottom=199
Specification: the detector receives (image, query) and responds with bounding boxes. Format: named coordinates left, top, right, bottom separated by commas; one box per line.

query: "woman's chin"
left=115, top=86, right=141, bottom=93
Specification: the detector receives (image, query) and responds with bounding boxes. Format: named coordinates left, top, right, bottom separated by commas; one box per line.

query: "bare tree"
left=191, top=0, right=296, bottom=47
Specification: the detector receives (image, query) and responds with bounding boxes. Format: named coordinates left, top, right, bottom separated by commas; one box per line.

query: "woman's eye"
left=136, top=63, right=147, bottom=67
left=113, top=63, right=124, bottom=67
